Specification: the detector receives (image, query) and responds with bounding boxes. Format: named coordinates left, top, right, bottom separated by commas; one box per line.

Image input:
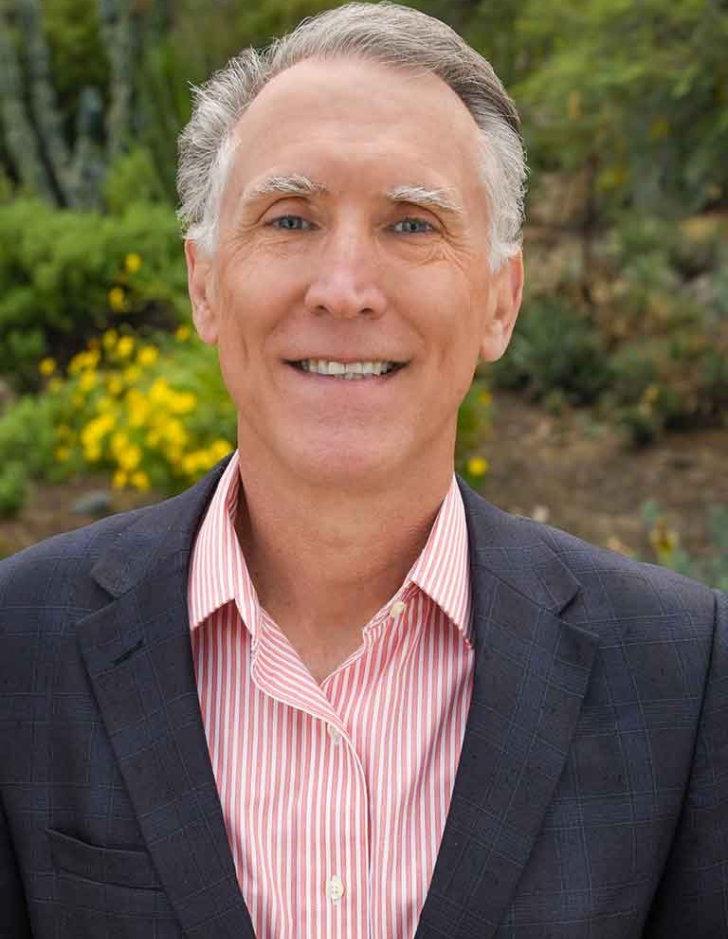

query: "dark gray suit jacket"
left=0, top=455, right=726, bottom=938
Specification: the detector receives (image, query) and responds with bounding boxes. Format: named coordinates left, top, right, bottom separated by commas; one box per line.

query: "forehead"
left=222, top=56, right=484, bottom=210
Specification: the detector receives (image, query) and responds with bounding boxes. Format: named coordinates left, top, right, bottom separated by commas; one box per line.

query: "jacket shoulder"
left=529, top=514, right=718, bottom=625
left=0, top=500, right=163, bottom=610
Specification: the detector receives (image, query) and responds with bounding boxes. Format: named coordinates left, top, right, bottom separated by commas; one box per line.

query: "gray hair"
left=177, top=1, right=527, bottom=271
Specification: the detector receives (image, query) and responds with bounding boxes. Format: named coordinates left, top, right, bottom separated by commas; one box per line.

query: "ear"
left=184, top=239, right=219, bottom=346
left=478, top=251, right=524, bottom=363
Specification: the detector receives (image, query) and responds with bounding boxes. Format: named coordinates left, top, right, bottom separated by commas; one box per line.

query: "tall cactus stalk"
left=98, top=0, right=133, bottom=160
left=18, top=0, right=72, bottom=203
left=0, top=0, right=55, bottom=201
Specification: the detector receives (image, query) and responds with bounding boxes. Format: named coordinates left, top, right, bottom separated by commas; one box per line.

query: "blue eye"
left=393, top=218, right=435, bottom=234
left=269, top=215, right=312, bottom=231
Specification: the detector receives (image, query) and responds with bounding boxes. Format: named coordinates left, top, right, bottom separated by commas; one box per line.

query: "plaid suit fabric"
left=0, top=456, right=725, bottom=939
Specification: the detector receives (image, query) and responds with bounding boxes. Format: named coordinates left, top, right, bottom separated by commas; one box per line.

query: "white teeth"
left=297, top=359, right=398, bottom=377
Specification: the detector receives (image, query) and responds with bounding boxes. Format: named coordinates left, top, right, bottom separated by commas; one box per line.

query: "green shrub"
left=0, top=199, right=188, bottom=391
left=0, top=394, right=59, bottom=479
left=492, top=298, right=611, bottom=405
left=0, top=462, right=27, bottom=520
left=456, top=380, right=493, bottom=487
left=103, top=147, right=169, bottom=216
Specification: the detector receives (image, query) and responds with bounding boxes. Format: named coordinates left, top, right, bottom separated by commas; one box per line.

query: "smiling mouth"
left=286, top=359, right=407, bottom=380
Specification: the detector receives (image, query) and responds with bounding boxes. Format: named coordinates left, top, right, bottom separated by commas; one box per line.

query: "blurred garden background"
left=0, top=0, right=725, bottom=587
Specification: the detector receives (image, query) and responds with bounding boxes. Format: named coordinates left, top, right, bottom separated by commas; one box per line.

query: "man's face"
left=187, top=56, right=523, bottom=487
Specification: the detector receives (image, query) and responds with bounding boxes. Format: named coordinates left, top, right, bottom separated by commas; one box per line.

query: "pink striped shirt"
left=188, top=450, right=475, bottom=938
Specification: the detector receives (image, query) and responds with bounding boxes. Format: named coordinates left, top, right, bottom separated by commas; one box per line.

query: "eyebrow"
left=238, top=174, right=464, bottom=218
left=386, top=184, right=464, bottom=217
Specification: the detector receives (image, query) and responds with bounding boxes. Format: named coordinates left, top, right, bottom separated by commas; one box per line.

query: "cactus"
left=98, top=0, right=133, bottom=160
left=66, top=87, right=107, bottom=209
left=0, top=0, right=140, bottom=207
left=0, top=1, right=54, bottom=200
left=18, top=0, right=73, bottom=203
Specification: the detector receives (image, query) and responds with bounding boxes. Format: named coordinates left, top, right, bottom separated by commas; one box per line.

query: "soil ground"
left=0, top=392, right=725, bottom=565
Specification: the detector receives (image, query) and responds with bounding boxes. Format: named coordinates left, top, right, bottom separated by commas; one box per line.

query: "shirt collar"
left=188, top=450, right=472, bottom=645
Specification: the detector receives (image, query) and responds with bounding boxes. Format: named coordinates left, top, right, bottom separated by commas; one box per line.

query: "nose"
left=303, top=224, right=387, bottom=319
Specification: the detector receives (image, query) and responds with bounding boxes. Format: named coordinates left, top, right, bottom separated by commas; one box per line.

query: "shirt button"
left=389, top=600, right=407, bottom=619
left=326, top=875, right=345, bottom=902
left=327, top=724, right=342, bottom=744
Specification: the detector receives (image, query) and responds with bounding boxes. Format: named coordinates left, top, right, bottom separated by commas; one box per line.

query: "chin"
left=281, top=437, right=405, bottom=489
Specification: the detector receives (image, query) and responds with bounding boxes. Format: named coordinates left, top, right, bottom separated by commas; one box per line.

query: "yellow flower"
left=136, top=345, right=159, bottom=368
left=649, top=519, right=679, bottom=559
left=39, top=357, right=56, bottom=376
left=83, top=443, right=102, bottom=463
left=107, top=374, right=124, bottom=396
left=112, top=470, right=128, bottom=489
left=102, top=329, right=118, bottom=352
left=122, top=365, right=141, bottom=384
left=149, top=378, right=172, bottom=406
left=477, top=389, right=492, bottom=407
left=175, top=324, right=191, bottom=342
left=125, top=252, right=143, bottom=274
left=126, top=390, right=150, bottom=428
left=110, top=431, right=129, bottom=456
left=466, top=456, right=489, bottom=477
left=209, top=439, right=234, bottom=461
left=108, top=286, right=127, bottom=313
left=48, top=378, right=63, bottom=394
left=68, top=349, right=100, bottom=374
left=168, top=391, right=197, bottom=415
left=117, top=444, right=142, bottom=472
left=117, top=336, right=135, bottom=359
left=130, top=470, right=150, bottom=491
left=68, top=352, right=87, bottom=375
left=78, top=371, right=97, bottom=393
left=54, top=446, right=71, bottom=463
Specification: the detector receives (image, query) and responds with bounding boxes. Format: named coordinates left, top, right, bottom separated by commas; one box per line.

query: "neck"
left=233, top=445, right=454, bottom=639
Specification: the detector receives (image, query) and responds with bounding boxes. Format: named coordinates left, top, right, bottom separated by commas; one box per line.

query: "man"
left=0, top=2, right=725, bottom=937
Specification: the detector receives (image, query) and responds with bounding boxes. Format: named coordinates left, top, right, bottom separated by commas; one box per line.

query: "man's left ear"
left=478, top=251, right=524, bottom=363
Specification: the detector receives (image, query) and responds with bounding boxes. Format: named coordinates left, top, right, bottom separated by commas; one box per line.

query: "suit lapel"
left=415, top=480, right=599, bottom=939
left=76, top=456, right=255, bottom=938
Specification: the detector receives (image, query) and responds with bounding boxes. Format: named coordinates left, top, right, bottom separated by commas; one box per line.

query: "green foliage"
left=0, top=393, right=59, bottom=492
left=42, top=0, right=109, bottom=115
left=103, top=146, right=168, bottom=214
left=492, top=298, right=611, bottom=405
left=513, top=0, right=727, bottom=216
left=456, top=380, right=493, bottom=487
left=598, top=212, right=728, bottom=444
left=0, top=380, right=81, bottom=517
left=0, top=462, right=27, bottom=519
left=0, top=198, right=188, bottom=390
